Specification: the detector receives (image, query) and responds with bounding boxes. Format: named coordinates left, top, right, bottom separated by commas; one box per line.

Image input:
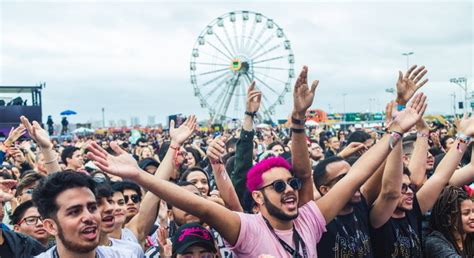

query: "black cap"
left=138, top=158, right=159, bottom=170
left=171, top=222, right=216, bottom=255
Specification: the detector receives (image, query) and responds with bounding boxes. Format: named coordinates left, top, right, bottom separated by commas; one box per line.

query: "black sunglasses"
left=259, top=177, right=302, bottom=193
left=124, top=194, right=141, bottom=204
left=401, top=183, right=417, bottom=194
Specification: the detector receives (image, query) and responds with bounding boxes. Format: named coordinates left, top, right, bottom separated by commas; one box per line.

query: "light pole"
left=369, top=98, right=376, bottom=113
left=450, top=92, right=457, bottom=116
left=342, top=93, right=347, bottom=123
left=402, top=52, right=414, bottom=70
left=450, top=77, right=469, bottom=112
left=101, top=107, right=105, bottom=128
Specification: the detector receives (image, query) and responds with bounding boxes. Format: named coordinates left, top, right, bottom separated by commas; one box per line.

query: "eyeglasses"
left=18, top=216, right=43, bottom=226
left=124, top=194, right=141, bottom=204
left=401, top=183, right=417, bottom=194
left=259, top=177, right=302, bottom=193
left=323, top=173, right=347, bottom=186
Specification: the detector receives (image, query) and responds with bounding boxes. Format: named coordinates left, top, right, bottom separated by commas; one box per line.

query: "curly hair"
left=429, top=185, right=474, bottom=256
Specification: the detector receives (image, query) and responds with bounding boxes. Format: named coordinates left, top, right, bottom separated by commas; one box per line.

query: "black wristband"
left=291, top=116, right=305, bottom=126
left=291, top=128, right=305, bottom=134
left=245, top=111, right=257, bottom=118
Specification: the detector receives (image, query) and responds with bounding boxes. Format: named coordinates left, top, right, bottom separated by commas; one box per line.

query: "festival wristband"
left=291, top=128, right=305, bottom=134
left=417, top=132, right=429, bottom=138
left=291, top=116, right=305, bottom=126
left=389, top=131, right=403, bottom=149
left=397, top=104, right=406, bottom=111
left=245, top=111, right=257, bottom=118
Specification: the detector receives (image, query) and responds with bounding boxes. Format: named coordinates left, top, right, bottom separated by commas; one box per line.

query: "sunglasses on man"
left=401, top=183, right=417, bottom=194
left=258, top=177, right=302, bottom=193
left=124, top=194, right=141, bottom=204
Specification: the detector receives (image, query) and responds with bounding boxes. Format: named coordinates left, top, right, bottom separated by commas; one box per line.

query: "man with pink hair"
left=86, top=66, right=425, bottom=257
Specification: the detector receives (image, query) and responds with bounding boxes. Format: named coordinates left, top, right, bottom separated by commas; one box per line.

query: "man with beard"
left=32, top=172, right=125, bottom=257
left=86, top=66, right=425, bottom=257
left=370, top=112, right=474, bottom=257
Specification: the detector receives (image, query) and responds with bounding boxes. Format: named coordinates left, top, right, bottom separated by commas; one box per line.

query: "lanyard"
left=262, top=216, right=307, bottom=258
left=52, top=247, right=99, bottom=258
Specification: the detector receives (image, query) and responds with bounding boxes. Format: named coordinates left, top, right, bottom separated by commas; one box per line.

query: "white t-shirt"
left=34, top=245, right=134, bottom=258
left=111, top=238, right=144, bottom=257
left=121, top=227, right=139, bottom=244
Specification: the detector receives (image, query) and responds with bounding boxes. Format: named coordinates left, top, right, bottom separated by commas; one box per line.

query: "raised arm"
left=207, top=137, right=243, bottom=212
left=20, top=116, right=61, bottom=173
left=231, top=82, right=261, bottom=204
left=87, top=122, right=241, bottom=246
left=316, top=94, right=426, bottom=224
left=408, top=118, right=430, bottom=187
left=449, top=145, right=474, bottom=186
left=369, top=101, right=406, bottom=228
left=290, top=66, right=319, bottom=207
left=395, top=64, right=429, bottom=187
left=126, top=116, right=198, bottom=243
left=416, top=113, right=474, bottom=213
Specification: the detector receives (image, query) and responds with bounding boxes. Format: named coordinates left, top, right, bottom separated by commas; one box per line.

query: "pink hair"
left=246, top=156, right=292, bottom=192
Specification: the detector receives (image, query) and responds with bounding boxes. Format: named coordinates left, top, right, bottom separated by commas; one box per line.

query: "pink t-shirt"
left=229, top=201, right=326, bottom=257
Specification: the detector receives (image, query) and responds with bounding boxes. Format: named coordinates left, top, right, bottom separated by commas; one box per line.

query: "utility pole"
left=402, top=52, right=414, bottom=70
left=101, top=108, right=105, bottom=128
left=450, top=77, right=469, bottom=113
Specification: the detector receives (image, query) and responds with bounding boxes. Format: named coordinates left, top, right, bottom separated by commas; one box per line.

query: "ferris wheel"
left=190, top=10, right=295, bottom=123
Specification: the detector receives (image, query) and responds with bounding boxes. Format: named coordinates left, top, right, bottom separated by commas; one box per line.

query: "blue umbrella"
left=60, top=110, right=77, bottom=116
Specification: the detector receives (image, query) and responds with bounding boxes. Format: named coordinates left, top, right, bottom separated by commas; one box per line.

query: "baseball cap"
left=171, top=222, right=216, bottom=255
left=138, top=158, right=160, bottom=170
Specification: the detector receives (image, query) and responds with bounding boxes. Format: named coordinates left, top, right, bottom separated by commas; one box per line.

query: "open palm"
left=459, top=113, right=474, bottom=137
left=396, top=65, right=428, bottom=105
left=20, top=116, right=52, bottom=149
left=170, top=115, right=197, bottom=146
left=391, top=93, right=427, bottom=133
left=87, top=141, right=140, bottom=180
left=293, top=66, right=319, bottom=115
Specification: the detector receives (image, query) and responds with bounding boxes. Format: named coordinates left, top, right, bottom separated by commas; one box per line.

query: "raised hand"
left=169, top=115, right=197, bottom=146
left=9, top=147, right=26, bottom=164
left=20, top=116, right=53, bottom=149
left=390, top=93, right=428, bottom=133
left=207, top=136, right=226, bottom=164
left=86, top=141, right=140, bottom=180
left=338, top=142, right=367, bottom=159
left=5, top=124, right=26, bottom=146
left=396, top=65, right=429, bottom=105
left=293, top=66, right=319, bottom=116
left=458, top=113, right=474, bottom=137
left=246, top=81, right=262, bottom=113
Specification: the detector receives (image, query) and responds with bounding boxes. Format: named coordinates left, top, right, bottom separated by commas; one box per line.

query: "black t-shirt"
left=370, top=195, right=423, bottom=258
left=317, top=195, right=373, bottom=257
left=0, top=238, right=14, bottom=258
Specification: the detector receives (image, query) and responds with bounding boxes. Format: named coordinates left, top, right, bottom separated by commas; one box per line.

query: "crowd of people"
left=0, top=65, right=473, bottom=258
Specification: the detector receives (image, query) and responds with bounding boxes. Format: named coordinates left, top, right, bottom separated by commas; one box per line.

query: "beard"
left=263, top=192, right=298, bottom=221
left=56, top=221, right=98, bottom=254
left=396, top=205, right=412, bottom=213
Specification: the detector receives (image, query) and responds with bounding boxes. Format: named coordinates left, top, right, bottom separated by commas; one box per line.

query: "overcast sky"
left=1, top=0, right=472, bottom=125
